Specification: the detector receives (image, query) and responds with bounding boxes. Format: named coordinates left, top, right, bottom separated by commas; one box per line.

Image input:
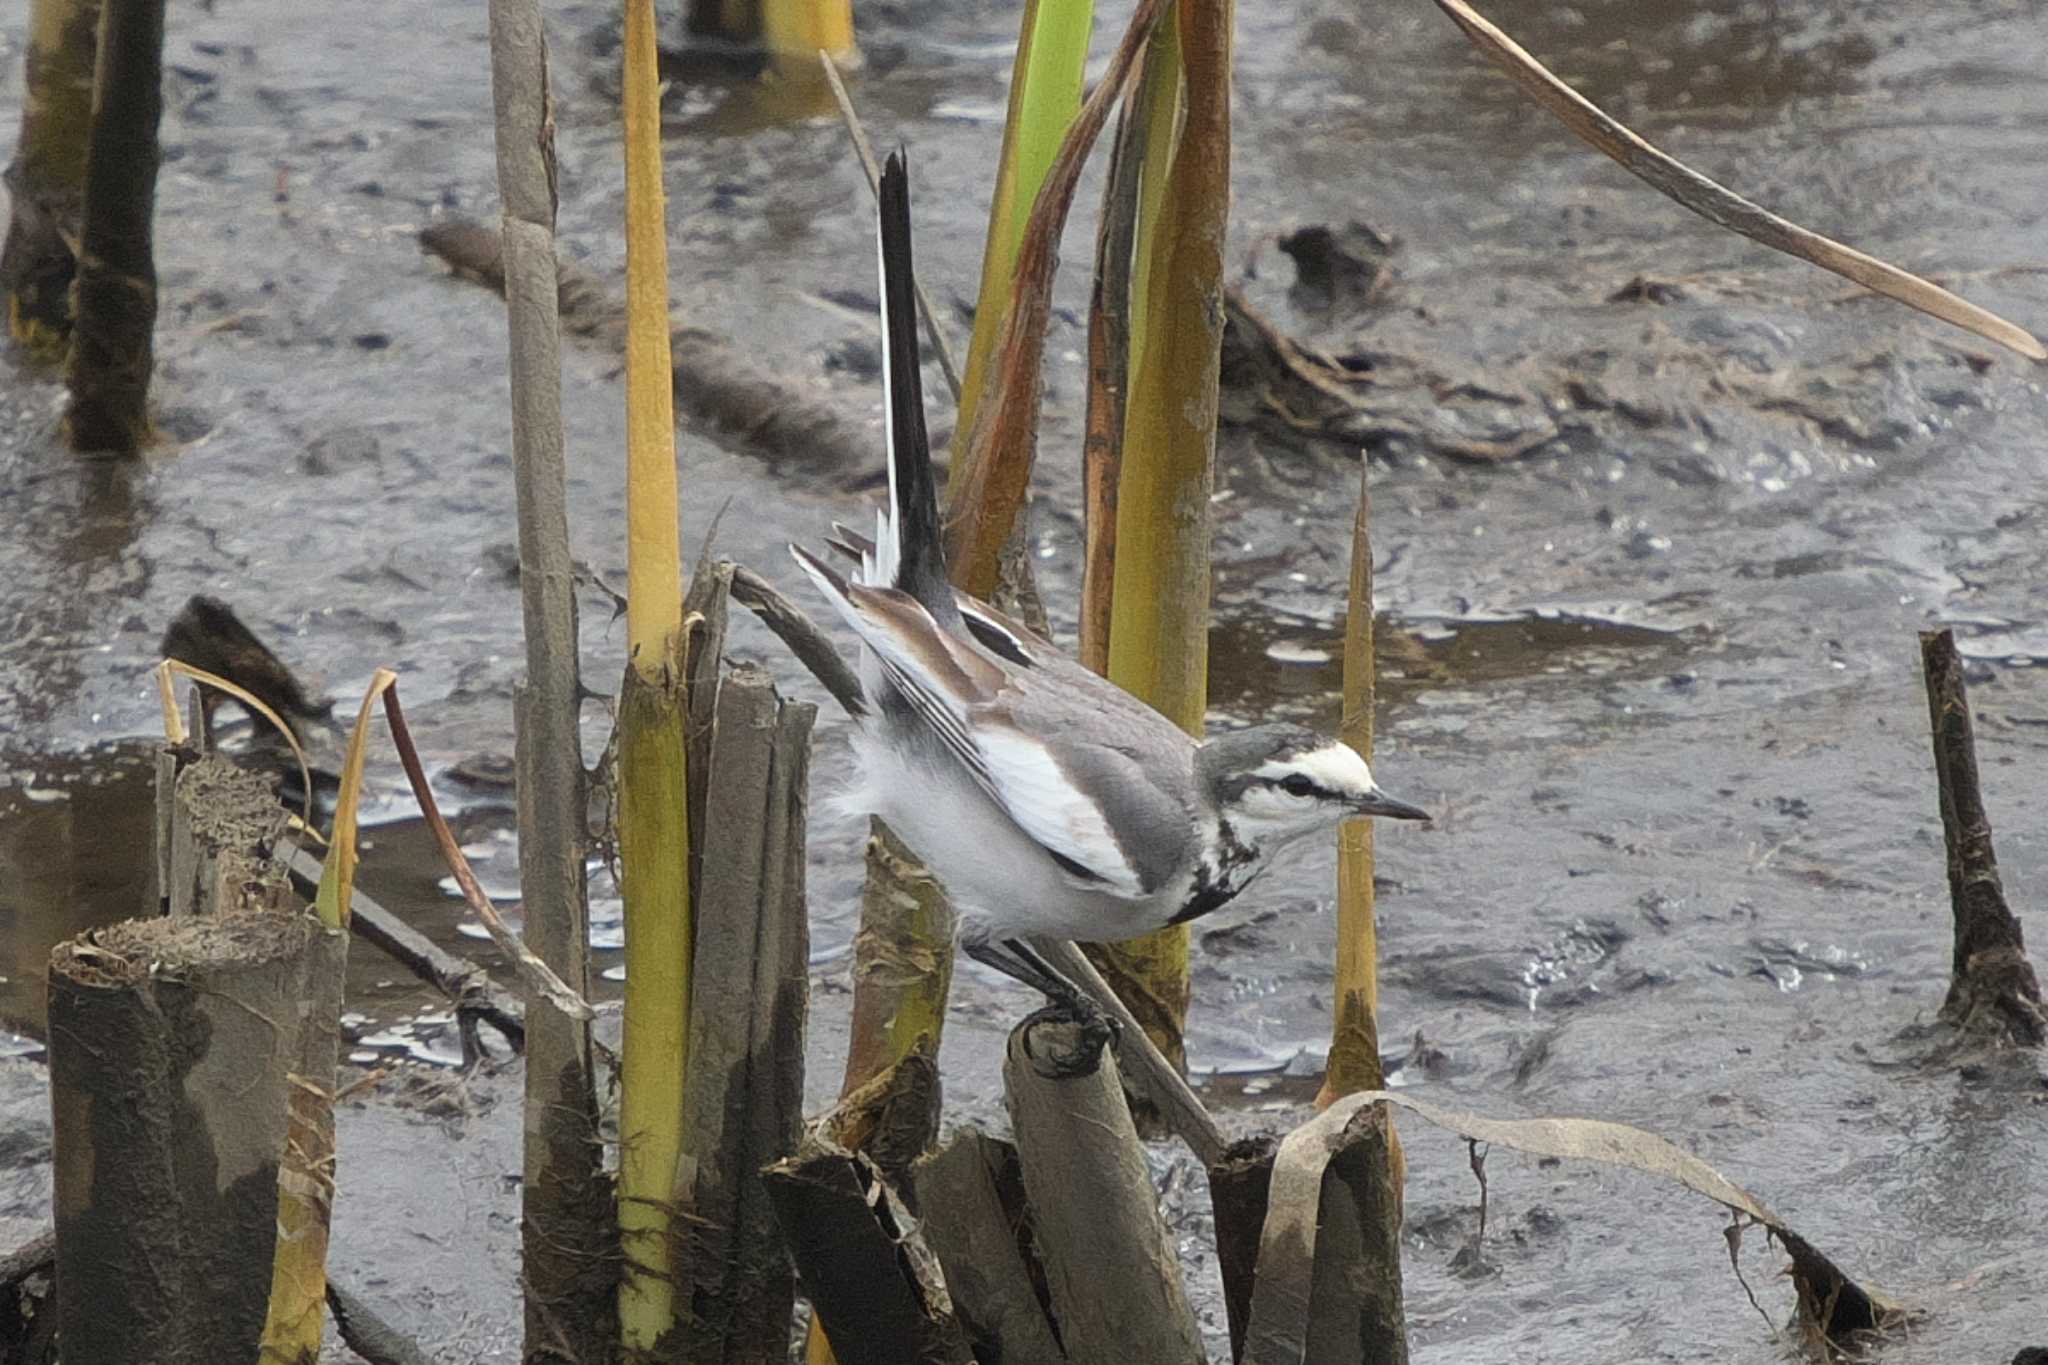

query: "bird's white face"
left=1222, top=741, right=1390, bottom=847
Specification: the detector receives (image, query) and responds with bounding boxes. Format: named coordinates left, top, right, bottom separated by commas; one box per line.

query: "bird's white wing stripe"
left=873, top=208, right=902, bottom=589
left=976, top=729, right=1145, bottom=897
left=796, top=543, right=1140, bottom=895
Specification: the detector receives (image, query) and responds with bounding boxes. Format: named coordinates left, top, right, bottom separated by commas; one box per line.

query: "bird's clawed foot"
left=1019, top=993, right=1122, bottom=1080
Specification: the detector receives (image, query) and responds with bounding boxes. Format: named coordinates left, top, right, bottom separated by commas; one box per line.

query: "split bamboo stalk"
left=615, top=0, right=694, bottom=1352
left=1207, top=1135, right=1277, bottom=1361
left=256, top=671, right=391, bottom=1364
left=1002, top=1016, right=1206, bottom=1364
left=1092, top=0, right=1235, bottom=1075
left=1, top=0, right=101, bottom=348
left=1319, top=458, right=1383, bottom=1104
left=940, top=0, right=1164, bottom=599
left=64, top=0, right=166, bottom=453
left=911, top=1133, right=1064, bottom=1365
left=802, top=829, right=952, bottom=1365
left=839, top=827, right=954, bottom=1097
left=948, top=0, right=1095, bottom=460
left=675, top=664, right=815, bottom=1363
left=482, top=0, right=617, bottom=1351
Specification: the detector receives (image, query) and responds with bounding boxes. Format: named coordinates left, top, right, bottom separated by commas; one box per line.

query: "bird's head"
left=1199, top=723, right=1430, bottom=848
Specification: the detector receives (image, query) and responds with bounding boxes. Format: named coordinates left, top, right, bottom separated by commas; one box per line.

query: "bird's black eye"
left=1278, top=774, right=1319, bottom=798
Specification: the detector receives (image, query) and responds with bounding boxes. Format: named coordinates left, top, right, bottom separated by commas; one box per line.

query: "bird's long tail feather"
left=873, top=150, right=957, bottom=625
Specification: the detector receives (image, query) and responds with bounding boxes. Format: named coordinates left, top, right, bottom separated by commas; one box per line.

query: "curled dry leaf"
left=1339, top=1090, right=1904, bottom=1344
left=1437, top=0, right=2046, bottom=363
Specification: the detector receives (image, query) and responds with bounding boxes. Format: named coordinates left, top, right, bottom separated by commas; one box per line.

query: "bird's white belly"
left=848, top=728, right=1168, bottom=944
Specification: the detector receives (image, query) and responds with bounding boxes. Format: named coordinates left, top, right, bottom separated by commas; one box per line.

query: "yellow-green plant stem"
left=1319, top=462, right=1384, bottom=1106
left=761, top=0, right=857, bottom=67
left=260, top=675, right=390, bottom=1362
left=618, top=0, right=692, bottom=1353
left=1095, top=0, right=1231, bottom=1072
left=949, top=0, right=1095, bottom=467
left=616, top=650, right=691, bottom=1353
left=1117, top=13, right=1182, bottom=436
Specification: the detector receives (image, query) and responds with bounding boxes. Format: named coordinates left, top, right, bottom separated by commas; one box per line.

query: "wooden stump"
left=46, top=910, right=344, bottom=1364
left=1207, top=1134, right=1278, bottom=1361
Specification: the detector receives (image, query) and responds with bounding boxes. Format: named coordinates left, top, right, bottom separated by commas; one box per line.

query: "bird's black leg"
left=962, top=936, right=1120, bottom=1078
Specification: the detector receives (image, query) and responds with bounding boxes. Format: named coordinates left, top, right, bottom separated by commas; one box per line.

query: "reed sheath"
left=949, top=0, right=1095, bottom=461
left=616, top=0, right=694, bottom=1353
left=1093, top=0, right=1233, bottom=1072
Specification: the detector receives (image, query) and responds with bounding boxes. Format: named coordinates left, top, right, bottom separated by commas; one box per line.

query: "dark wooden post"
left=1920, top=629, right=2045, bottom=1044
left=64, top=0, right=167, bottom=452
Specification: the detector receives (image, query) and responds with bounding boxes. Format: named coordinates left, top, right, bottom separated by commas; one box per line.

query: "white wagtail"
left=789, top=151, right=1430, bottom=1048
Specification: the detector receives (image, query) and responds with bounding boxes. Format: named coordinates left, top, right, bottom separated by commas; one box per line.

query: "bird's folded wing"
left=794, top=542, right=1155, bottom=899
left=974, top=727, right=1150, bottom=897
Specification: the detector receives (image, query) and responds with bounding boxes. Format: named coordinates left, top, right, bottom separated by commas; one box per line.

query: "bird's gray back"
left=985, top=656, right=1204, bottom=894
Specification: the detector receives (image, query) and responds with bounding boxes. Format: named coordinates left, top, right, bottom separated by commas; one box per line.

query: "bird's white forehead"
left=1252, top=741, right=1373, bottom=793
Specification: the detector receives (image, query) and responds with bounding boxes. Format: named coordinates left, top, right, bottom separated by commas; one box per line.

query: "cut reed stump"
left=1240, top=1099, right=1408, bottom=1365
left=65, top=0, right=168, bottom=453
left=762, top=1057, right=973, bottom=1365
left=480, top=0, right=616, bottom=1350
left=1920, top=629, right=2045, bottom=1045
left=674, top=662, right=815, bottom=1362
left=162, top=752, right=295, bottom=918
left=1002, top=1016, right=1205, bottom=1365
left=46, top=910, right=345, bottom=1364
left=1207, top=1135, right=1277, bottom=1362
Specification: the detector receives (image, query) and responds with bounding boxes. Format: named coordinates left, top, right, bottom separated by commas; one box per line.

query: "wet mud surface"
left=3, top=0, right=2047, bottom=1360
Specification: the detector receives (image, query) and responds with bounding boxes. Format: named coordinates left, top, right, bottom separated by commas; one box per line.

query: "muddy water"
left=3, top=0, right=2047, bottom=1359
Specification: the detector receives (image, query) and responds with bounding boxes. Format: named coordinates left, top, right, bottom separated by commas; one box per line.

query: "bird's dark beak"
left=1354, top=786, right=1431, bottom=822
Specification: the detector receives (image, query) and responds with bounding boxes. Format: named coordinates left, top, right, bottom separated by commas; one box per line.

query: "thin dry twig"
left=819, top=52, right=964, bottom=405
left=380, top=683, right=595, bottom=1021
left=1028, top=936, right=1226, bottom=1165
left=1437, top=0, right=2047, bottom=362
